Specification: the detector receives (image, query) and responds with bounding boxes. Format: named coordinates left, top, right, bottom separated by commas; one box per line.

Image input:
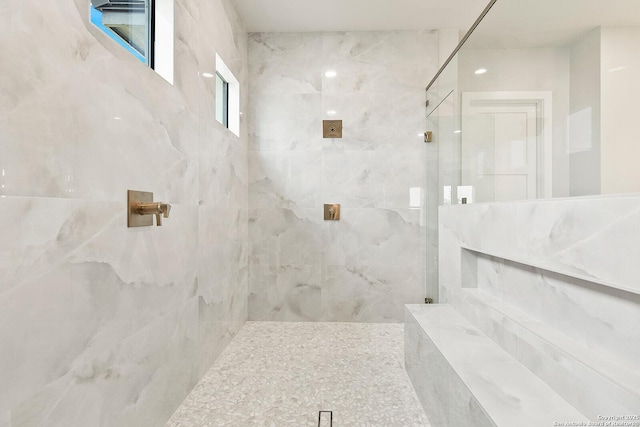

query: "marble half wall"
left=0, top=0, right=248, bottom=426
left=439, top=195, right=640, bottom=418
left=247, top=31, right=439, bottom=322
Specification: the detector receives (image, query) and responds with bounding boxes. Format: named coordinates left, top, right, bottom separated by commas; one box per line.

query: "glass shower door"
left=424, top=88, right=459, bottom=303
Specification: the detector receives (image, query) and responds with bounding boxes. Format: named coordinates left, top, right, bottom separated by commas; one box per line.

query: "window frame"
left=90, top=0, right=160, bottom=71
left=214, top=53, right=240, bottom=137
left=216, top=72, right=230, bottom=128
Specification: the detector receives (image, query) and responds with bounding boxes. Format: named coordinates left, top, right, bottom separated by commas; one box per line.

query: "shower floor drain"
left=318, top=411, right=333, bottom=426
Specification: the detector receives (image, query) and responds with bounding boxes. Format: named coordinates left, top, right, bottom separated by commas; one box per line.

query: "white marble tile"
left=457, top=288, right=640, bottom=419
left=198, top=205, right=246, bottom=295
left=446, top=380, right=495, bottom=427
left=378, top=151, right=428, bottom=209
left=441, top=197, right=640, bottom=295
left=0, top=198, right=117, bottom=295
left=440, top=197, right=640, bottom=361
left=405, top=313, right=450, bottom=426
left=439, top=195, right=640, bottom=422
left=0, top=202, right=199, bottom=413
left=1, top=2, right=202, bottom=202
left=406, top=305, right=589, bottom=426
left=199, top=123, right=248, bottom=207
left=320, top=151, right=386, bottom=207
left=1, top=0, right=249, bottom=425
left=515, top=328, right=637, bottom=420
left=247, top=30, right=435, bottom=322
left=322, top=208, right=422, bottom=267
left=248, top=93, right=323, bottom=152
left=166, top=321, right=430, bottom=427
left=249, top=150, right=321, bottom=208
left=247, top=205, right=424, bottom=322
left=197, top=291, right=246, bottom=378
left=0, top=0, right=246, bottom=196
left=321, top=149, right=426, bottom=209
left=320, top=92, right=428, bottom=152
left=323, top=264, right=424, bottom=322
left=249, top=207, right=323, bottom=266
left=175, top=0, right=247, bottom=121
left=10, top=298, right=199, bottom=427
left=248, top=265, right=323, bottom=321
left=249, top=33, right=323, bottom=95
left=472, top=251, right=640, bottom=370
left=321, top=31, right=439, bottom=94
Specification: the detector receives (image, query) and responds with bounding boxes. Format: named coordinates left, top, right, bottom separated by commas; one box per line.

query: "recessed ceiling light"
left=454, top=130, right=461, bottom=134
left=202, top=72, right=215, bottom=78
left=474, top=68, right=487, bottom=75
left=327, top=110, right=337, bottom=116
left=114, top=117, right=122, bottom=120
left=324, top=70, right=337, bottom=78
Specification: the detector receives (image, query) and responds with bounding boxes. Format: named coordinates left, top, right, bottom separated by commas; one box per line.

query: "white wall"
left=247, top=31, right=438, bottom=322
left=601, top=26, right=640, bottom=194
left=474, top=25, right=640, bottom=198
left=458, top=47, right=571, bottom=197
left=456, top=27, right=640, bottom=199
left=0, top=0, right=249, bottom=425
left=154, top=0, right=175, bottom=84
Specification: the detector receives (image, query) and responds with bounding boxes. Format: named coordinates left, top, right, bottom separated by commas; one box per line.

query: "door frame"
left=461, top=91, right=553, bottom=199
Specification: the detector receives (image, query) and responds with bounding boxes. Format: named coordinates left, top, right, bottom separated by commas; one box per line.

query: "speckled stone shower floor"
left=165, top=322, right=430, bottom=427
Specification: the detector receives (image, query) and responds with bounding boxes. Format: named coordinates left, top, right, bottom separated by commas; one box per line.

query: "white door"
left=461, top=92, right=552, bottom=203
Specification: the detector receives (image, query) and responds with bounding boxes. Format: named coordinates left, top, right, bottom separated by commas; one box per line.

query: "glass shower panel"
left=436, top=92, right=459, bottom=207
left=425, top=89, right=457, bottom=303
left=425, top=110, right=439, bottom=303
left=460, top=111, right=496, bottom=203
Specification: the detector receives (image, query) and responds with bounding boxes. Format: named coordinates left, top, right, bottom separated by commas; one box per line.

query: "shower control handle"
left=324, top=203, right=340, bottom=221
left=329, top=206, right=336, bottom=219
left=127, top=190, right=172, bottom=228
left=136, top=202, right=171, bottom=226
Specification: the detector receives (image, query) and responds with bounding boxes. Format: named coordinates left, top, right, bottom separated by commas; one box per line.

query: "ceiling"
left=230, top=0, right=490, bottom=33
left=467, top=0, right=640, bottom=48
left=231, top=0, right=640, bottom=49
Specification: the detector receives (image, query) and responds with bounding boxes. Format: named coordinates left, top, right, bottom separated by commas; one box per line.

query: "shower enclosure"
left=424, top=0, right=640, bottom=302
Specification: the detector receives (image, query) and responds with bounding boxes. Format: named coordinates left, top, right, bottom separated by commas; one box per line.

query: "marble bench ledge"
left=404, top=304, right=588, bottom=427
left=459, top=288, right=640, bottom=418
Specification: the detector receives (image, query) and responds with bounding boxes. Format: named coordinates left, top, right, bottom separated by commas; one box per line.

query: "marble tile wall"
left=404, top=305, right=589, bottom=426
left=438, top=195, right=640, bottom=418
left=0, top=0, right=248, bottom=426
left=247, top=31, right=438, bottom=322
left=439, top=196, right=640, bottom=300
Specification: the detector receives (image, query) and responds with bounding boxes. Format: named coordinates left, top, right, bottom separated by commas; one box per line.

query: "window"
left=215, top=72, right=229, bottom=128
left=215, top=54, right=240, bottom=137
left=90, top=0, right=174, bottom=84
left=91, top=0, right=153, bottom=66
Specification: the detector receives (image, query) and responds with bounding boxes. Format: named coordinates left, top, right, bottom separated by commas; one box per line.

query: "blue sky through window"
left=90, top=6, right=145, bottom=63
